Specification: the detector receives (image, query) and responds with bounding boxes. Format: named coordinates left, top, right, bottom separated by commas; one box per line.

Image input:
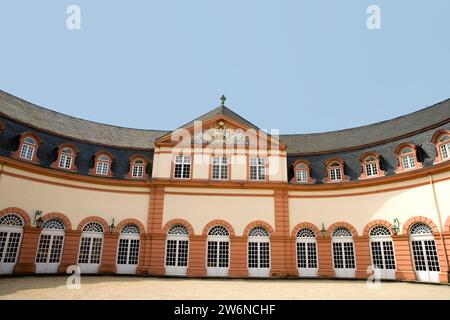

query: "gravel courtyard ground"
left=0, top=276, right=449, bottom=300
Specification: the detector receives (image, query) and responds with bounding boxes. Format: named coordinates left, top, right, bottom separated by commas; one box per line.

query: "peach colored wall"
left=163, top=188, right=275, bottom=235
left=0, top=166, right=149, bottom=231
left=289, top=172, right=450, bottom=235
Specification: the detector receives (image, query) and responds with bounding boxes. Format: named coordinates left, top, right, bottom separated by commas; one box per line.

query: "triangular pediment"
left=155, top=105, right=285, bottom=150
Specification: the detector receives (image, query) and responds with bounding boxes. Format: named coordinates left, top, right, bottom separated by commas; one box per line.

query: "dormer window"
left=359, top=153, right=385, bottom=179
left=51, top=143, right=78, bottom=171
left=323, top=158, right=349, bottom=183
left=432, top=130, right=450, bottom=164
left=96, top=155, right=110, bottom=175
left=173, top=155, right=191, bottom=179
left=89, top=151, right=113, bottom=177
left=12, top=132, right=41, bottom=164
left=126, top=155, right=149, bottom=179
left=291, top=160, right=315, bottom=184
left=20, top=136, right=36, bottom=161
left=395, top=144, right=422, bottom=173
left=59, top=147, right=74, bottom=169
left=132, top=159, right=145, bottom=178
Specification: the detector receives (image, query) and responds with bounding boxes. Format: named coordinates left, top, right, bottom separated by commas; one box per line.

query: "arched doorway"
left=35, top=219, right=66, bottom=273
left=409, top=223, right=440, bottom=283
left=165, top=224, right=189, bottom=276
left=296, top=228, right=318, bottom=277
left=116, top=224, right=141, bottom=274
left=369, top=225, right=396, bottom=280
left=77, top=222, right=104, bottom=273
left=0, top=214, right=24, bottom=274
left=332, top=227, right=356, bottom=278
left=247, top=227, right=270, bottom=277
left=206, top=225, right=230, bottom=277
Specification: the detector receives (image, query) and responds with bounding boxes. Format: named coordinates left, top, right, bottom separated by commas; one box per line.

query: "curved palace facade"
left=0, top=90, right=449, bottom=283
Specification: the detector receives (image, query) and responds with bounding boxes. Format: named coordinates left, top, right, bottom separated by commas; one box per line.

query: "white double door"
left=116, top=234, right=140, bottom=274
left=248, top=237, right=270, bottom=277
left=0, top=226, right=23, bottom=274
left=165, top=235, right=189, bottom=276
left=332, top=238, right=356, bottom=278
left=206, top=236, right=230, bottom=277
left=77, top=232, right=103, bottom=274
left=369, top=236, right=396, bottom=280
left=35, top=230, right=65, bottom=273
left=296, top=238, right=318, bottom=277
left=410, top=235, right=440, bottom=283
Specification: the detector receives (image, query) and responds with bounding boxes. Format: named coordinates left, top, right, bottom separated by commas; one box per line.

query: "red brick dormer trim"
left=432, top=129, right=450, bottom=164
left=89, top=151, right=114, bottom=177
left=50, top=143, right=79, bottom=172
left=125, top=154, right=149, bottom=180
left=395, top=143, right=423, bottom=173
left=359, top=152, right=385, bottom=180
left=11, top=132, right=41, bottom=164
left=323, top=157, right=349, bottom=183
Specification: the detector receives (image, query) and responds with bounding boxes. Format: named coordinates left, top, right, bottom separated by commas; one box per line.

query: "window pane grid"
left=402, top=154, right=415, bottom=170
left=249, top=157, right=266, bottom=181
left=297, top=242, right=306, bottom=268
left=59, top=154, right=72, bottom=169
left=20, top=144, right=34, bottom=160
left=207, top=241, right=218, bottom=267
left=117, top=238, right=129, bottom=265
left=330, top=168, right=342, bottom=181
left=3, top=232, right=21, bottom=263
left=174, top=156, right=191, bottom=179
left=307, top=242, right=318, bottom=268
left=440, top=143, right=449, bottom=160
left=296, top=169, right=307, bottom=182
left=212, top=157, right=228, bottom=180
left=96, top=162, right=109, bottom=175
left=365, top=162, right=378, bottom=176
left=132, top=165, right=144, bottom=178
left=49, top=235, right=63, bottom=263
left=333, top=243, right=344, bottom=269
left=36, top=234, right=51, bottom=263
left=218, top=241, right=229, bottom=268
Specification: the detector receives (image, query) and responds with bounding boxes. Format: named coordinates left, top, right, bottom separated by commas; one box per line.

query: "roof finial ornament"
left=220, top=94, right=226, bottom=106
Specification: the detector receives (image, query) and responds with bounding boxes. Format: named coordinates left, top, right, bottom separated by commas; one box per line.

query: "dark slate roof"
left=0, top=114, right=154, bottom=179
left=0, top=90, right=169, bottom=149
left=281, top=98, right=450, bottom=154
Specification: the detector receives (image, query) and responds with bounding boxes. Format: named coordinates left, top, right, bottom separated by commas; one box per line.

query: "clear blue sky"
left=0, top=1, right=449, bottom=134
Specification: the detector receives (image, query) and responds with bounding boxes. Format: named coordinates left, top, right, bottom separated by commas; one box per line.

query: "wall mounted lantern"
left=320, top=223, right=327, bottom=237
left=109, top=218, right=116, bottom=233
left=34, top=210, right=44, bottom=228
left=391, top=218, right=400, bottom=235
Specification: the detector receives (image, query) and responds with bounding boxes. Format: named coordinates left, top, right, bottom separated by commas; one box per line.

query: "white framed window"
left=0, top=214, right=25, bottom=275
left=131, top=159, right=145, bottom=178
left=332, top=227, right=356, bottom=278
left=58, top=147, right=74, bottom=169
left=173, top=155, right=191, bottom=179
left=116, top=224, right=140, bottom=274
left=400, top=147, right=416, bottom=170
left=96, top=155, right=110, bottom=175
left=364, top=156, right=378, bottom=177
left=249, top=157, right=266, bottom=181
left=77, top=222, right=104, bottom=274
left=248, top=227, right=270, bottom=277
left=35, top=219, right=66, bottom=274
left=211, top=156, right=228, bottom=180
left=329, top=162, right=342, bottom=181
left=296, top=168, right=308, bottom=183
left=19, top=136, right=36, bottom=161
left=369, top=225, right=396, bottom=280
left=440, top=142, right=449, bottom=160
left=409, top=223, right=440, bottom=283
left=206, top=225, right=230, bottom=277
left=296, top=228, right=318, bottom=277
left=165, top=224, right=189, bottom=276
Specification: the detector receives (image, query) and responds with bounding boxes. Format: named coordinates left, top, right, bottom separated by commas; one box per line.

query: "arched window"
left=324, top=158, right=349, bottom=183
left=0, top=213, right=25, bottom=274
left=165, top=224, right=189, bottom=276
left=36, top=219, right=66, bottom=274
left=296, top=228, right=318, bottom=277
left=97, top=154, right=111, bottom=175
left=206, top=225, right=230, bottom=277
left=432, top=131, right=450, bottom=163
left=291, top=160, right=314, bottom=184
left=369, top=225, right=396, bottom=279
left=359, top=153, right=385, bottom=179
left=409, top=222, right=440, bottom=283
left=116, top=224, right=140, bottom=274
left=248, top=226, right=270, bottom=277
left=51, top=144, right=78, bottom=171
left=13, top=133, right=40, bottom=163
left=128, top=156, right=148, bottom=179
left=395, top=144, right=422, bottom=173
left=78, top=222, right=104, bottom=274
left=332, top=227, right=355, bottom=278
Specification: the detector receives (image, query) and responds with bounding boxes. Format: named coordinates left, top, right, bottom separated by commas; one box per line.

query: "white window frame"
left=296, top=229, right=318, bottom=277
left=131, top=160, right=145, bottom=178
left=173, top=155, right=191, bottom=179
left=249, top=157, right=266, bottom=181
left=206, top=226, right=230, bottom=277
left=401, top=154, right=416, bottom=170
left=369, top=226, right=396, bottom=280
left=440, top=142, right=449, bottom=160
left=211, top=156, right=229, bottom=180
left=35, top=228, right=65, bottom=274
left=332, top=229, right=356, bottom=278
left=116, top=229, right=140, bottom=274
left=0, top=223, right=24, bottom=275
left=58, top=149, right=73, bottom=169
left=329, top=166, right=342, bottom=182
left=296, top=169, right=308, bottom=183
left=247, top=228, right=270, bottom=277
left=165, top=226, right=189, bottom=276
left=96, top=156, right=110, bottom=175
left=19, top=138, right=36, bottom=161
left=77, top=229, right=104, bottom=274
left=365, top=161, right=378, bottom=177
left=409, top=224, right=440, bottom=283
